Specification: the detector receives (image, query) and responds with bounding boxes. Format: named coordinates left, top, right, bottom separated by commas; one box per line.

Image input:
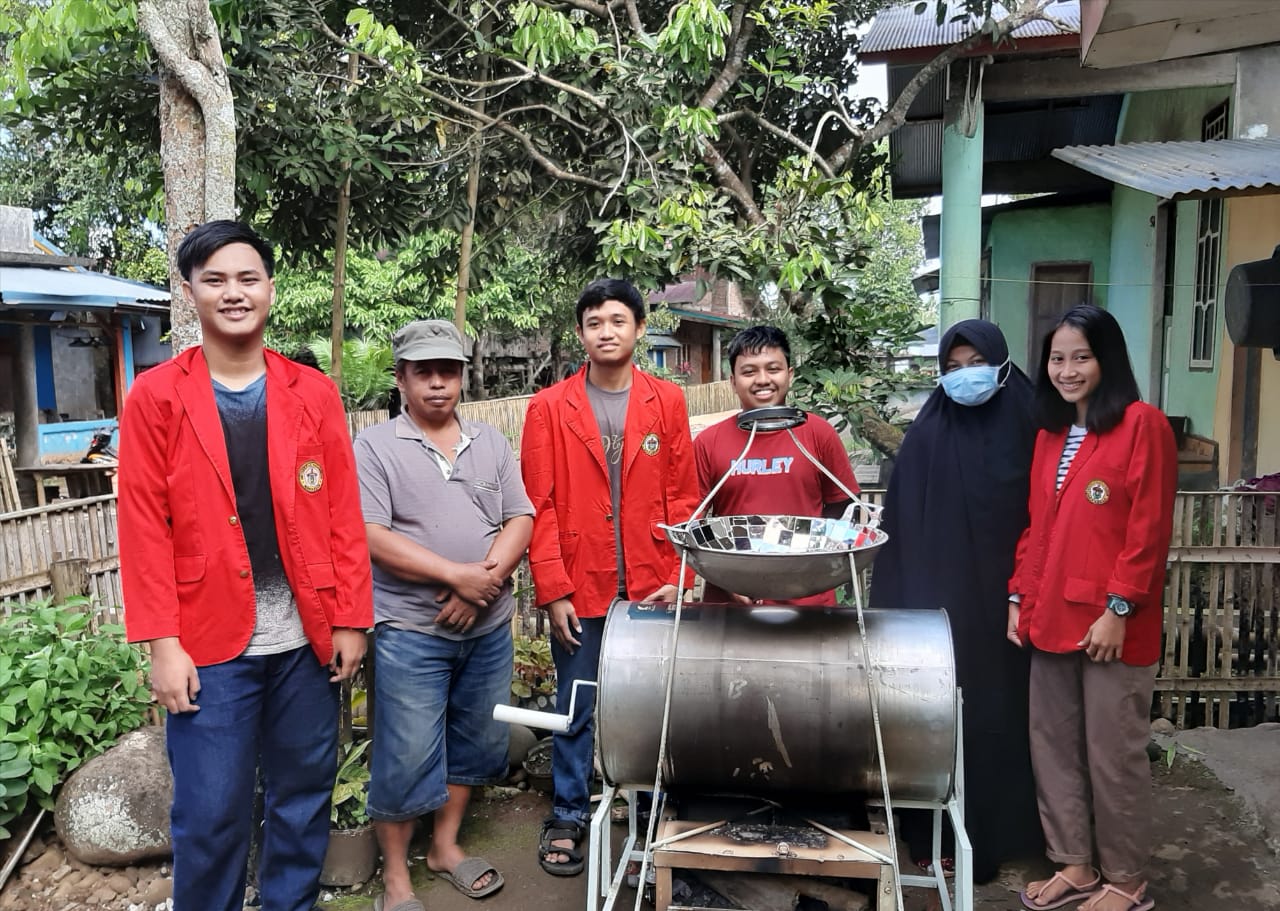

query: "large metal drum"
left=597, top=603, right=956, bottom=803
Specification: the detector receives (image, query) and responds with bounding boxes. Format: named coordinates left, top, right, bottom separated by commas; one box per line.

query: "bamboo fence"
left=1159, top=489, right=1280, bottom=728
left=0, top=495, right=123, bottom=622
left=0, top=438, right=19, bottom=513
left=343, top=382, right=737, bottom=448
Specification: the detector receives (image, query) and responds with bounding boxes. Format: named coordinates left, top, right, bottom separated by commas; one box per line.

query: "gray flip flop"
left=373, top=896, right=427, bottom=911
left=434, top=856, right=505, bottom=899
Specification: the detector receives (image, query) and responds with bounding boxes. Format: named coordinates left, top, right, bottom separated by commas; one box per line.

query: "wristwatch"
left=1106, top=594, right=1133, bottom=617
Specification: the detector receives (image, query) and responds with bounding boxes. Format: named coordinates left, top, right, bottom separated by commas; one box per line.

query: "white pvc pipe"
left=492, top=679, right=597, bottom=733
left=492, top=703, right=571, bottom=733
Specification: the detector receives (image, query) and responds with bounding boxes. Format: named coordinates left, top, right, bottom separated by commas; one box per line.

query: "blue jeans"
left=550, top=616, right=606, bottom=826
left=165, top=646, right=338, bottom=911
left=368, top=624, right=512, bottom=821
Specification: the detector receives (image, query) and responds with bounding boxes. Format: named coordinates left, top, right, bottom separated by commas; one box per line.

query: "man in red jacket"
left=520, top=278, right=699, bottom=876
left=117, top=221, right=373, bottom=911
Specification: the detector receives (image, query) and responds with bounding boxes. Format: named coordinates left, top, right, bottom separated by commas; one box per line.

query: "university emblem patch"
left=641, top=432, right=661, bottom=456
left=298, top=460, right=324, bottom=493
left=1085, top=479, right=1110, bottom=505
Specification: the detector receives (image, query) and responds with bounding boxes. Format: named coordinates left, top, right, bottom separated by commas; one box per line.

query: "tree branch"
left=312, top=12, right=613, bottom=191
left=623, top=0, right=644, bottom=35
left=533, top=0, right=627, bottom=17
left=829, top=0, right=1056, bottom=172
left=503, top=60, right=609, bottom=109
left=719, top=109, right=835, bottom=178
left=699, top=3, right=757, bottom=110
left=700, top=138, right=763, bottom=226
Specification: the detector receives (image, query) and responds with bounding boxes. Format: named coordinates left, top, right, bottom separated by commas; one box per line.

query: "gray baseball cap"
left=391, top=319, right=469, bottom=363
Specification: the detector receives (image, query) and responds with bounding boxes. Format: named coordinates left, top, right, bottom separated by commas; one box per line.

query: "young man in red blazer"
left=520, top=278, right=700, bottom=876
left=117, top=221, right=373, bottom=911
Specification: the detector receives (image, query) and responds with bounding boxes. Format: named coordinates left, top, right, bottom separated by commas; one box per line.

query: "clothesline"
left=928, top=275, right=1264, bottom=288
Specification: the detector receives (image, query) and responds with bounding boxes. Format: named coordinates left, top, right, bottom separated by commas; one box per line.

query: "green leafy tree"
left=306, top=337, right=396, bottom=411
left=328, top=0, right=1056, bottom=408
left=750, top=196, right=930, bottom=446
left=2, top=0, right=1059, bottom=389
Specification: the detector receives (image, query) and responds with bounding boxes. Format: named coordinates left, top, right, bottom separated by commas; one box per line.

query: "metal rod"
left=650, top=802, right=775, bottom=850
left=778, top=429, right=880, bottom=527
left=0, top=808, right=45, bottom=893
left=800, top=817, right=896, bottom=866
left=778, top=427, right=860, bottom=504
left=689, top=422, right=758, bottom=521
left=633, top=549, right=692, bottom=911
left=848, top=553, right=905, bottom=911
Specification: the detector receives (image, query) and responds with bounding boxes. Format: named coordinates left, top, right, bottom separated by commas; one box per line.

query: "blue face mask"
left=938, top=359, right=1008, bottom=407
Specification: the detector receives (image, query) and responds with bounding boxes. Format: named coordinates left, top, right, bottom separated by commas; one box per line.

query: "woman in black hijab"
left=871, top=319, right=1043, bottom=883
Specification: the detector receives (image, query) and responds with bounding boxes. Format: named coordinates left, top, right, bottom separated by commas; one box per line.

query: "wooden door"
left=1028, top=262, right=1093, bottom=371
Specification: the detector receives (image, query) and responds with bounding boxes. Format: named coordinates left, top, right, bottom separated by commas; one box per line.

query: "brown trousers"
left=1028, top=649, right=1158, bottom=882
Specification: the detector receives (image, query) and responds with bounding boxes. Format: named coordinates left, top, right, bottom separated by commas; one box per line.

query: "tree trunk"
left=137, top=0, right=237, bottom=353
left=453, top=10, right=489, bottom=370
left=469, top=331, right=487, bottom=401
left=330, top=172, right=352, bottom=388
left=453, top=153, right=482, bottom=335
left=453, top=7, right=486, bottom=337
left=330, top=52, right=359, bottom=388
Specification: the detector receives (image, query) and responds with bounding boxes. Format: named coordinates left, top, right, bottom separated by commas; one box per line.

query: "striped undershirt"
left=1057, top=425, right=1088, bottom=490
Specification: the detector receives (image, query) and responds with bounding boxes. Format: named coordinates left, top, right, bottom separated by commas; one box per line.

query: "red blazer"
left=520, top=367, right=700, bottom=618
left=117, top=348, right=374, bottom=667
left=1010, top=401, right=1176, bottom=666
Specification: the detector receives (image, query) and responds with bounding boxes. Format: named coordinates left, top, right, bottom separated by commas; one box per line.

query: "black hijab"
left=870, top=319, right=1043, bottom=879
left=870, top=320, right=1035, bottom=713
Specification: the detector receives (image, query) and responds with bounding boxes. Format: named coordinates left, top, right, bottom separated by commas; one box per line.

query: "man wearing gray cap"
left=354, top=319, right=533, bottom=907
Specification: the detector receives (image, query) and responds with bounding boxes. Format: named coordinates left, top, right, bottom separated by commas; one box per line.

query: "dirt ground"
left=3, top=743, right=1278, bottom=911
left=313, top=751, right=1280, bottom=911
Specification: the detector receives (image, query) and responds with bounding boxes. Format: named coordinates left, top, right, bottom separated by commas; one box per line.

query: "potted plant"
left=511, top=635, right=556, bottom=711
left=320, top=738, right=378, bottom=887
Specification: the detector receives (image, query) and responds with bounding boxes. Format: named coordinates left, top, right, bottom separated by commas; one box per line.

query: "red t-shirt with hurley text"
left=693, top=411, right=860, bottom=606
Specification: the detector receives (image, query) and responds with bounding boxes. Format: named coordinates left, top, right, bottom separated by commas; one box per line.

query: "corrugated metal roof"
left=1051, top=138, right=1280, bottom=200
left=0, top=266, right=169, bottom=310
left=861, top=0, right=1079, bottom=56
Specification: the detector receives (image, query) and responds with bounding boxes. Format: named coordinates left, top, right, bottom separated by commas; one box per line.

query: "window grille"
left=1190, top=101, right=1228, bottom=369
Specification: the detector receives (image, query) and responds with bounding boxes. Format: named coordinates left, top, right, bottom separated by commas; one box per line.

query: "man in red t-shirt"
left=694, top=325, right=860, bottom=606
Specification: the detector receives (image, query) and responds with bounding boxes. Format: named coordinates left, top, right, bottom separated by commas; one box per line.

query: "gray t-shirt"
left=211, top=375, right=307, bottom=657
left=585, top=381, right=630, bottom=596
left=354, top=414, right=533, bottom=640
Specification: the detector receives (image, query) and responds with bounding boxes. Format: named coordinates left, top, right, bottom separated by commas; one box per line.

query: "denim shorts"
left=368, top=623, right=513, bottom=821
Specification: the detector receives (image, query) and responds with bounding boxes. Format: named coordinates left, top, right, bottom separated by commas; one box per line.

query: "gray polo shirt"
left=354, top=413, right=533, bottom=640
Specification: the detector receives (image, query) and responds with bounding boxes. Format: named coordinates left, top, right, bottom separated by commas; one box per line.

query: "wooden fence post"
left=49, top=551, right=89, bottom=605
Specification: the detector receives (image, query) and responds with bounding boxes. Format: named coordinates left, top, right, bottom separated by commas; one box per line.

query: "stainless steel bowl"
left=663, top=514, right=888, bottom=601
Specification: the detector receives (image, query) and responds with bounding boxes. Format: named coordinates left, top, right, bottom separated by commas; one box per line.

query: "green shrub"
left=0, top=597, right=150, bottom=838
left=511, top=635, right=555, bottom=701
left=330, top=738, right=371, bottom=830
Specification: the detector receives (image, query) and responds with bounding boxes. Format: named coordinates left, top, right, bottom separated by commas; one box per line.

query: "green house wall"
left=1105, top=185, right=1161, bottom=402
left=986, top=204, right=1112, bottom=373
left=1107, top=86, right=1233, bottom=435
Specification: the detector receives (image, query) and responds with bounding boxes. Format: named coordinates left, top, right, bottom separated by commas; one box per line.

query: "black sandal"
left=538, top=817, right=585, bottom=877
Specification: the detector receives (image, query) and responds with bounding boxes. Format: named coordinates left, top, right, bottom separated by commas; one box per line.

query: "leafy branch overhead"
left=3, top=0, right=1057, bottom=263
left=1, top=0, right=1055, bottom=408
left=307, top=0, right=1061, bottom=306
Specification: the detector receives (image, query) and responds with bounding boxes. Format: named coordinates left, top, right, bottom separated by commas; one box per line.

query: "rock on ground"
left=55, top=725, right=173, bottom=866
left=507, top=725, right=538, bottom=768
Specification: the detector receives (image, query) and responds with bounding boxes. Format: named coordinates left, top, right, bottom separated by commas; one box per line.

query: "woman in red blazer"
left=1009, top=305, right=1176, bottom=911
